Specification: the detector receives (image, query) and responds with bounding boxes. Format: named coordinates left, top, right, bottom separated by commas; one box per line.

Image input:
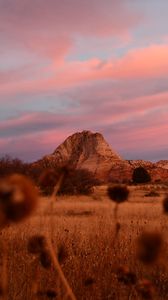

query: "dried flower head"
left=46, top=289, right=57, bottom=298
left=36, top=289, right=57, bottom=299
left=137, top=231, right=163, bottom=264
left=163, top=195, right=168, bottom=214
left=27, top=235, right=47, bottom=254
left=107, top=185, right=129, bottom=203
left=0, top=174, right=38, bottom=223
left=39, top=250, right=52, bottom=269
left=0, top=284, right=5, bottom=297
left=136, top=279, right=155, bottom=299
left=84, top=278, right=95, bottom=286
left=116, top=265, right=137, bottom=285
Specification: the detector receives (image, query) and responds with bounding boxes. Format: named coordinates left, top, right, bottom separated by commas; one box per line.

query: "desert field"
left=1, top=184, right=168, bottom=300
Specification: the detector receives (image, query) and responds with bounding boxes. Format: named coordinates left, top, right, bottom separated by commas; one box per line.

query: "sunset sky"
left=0, top=0, right=168, bottom=162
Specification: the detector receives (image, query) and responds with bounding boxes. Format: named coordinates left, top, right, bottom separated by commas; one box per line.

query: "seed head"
left=136, top=279, right=155, bottom=299
left=0, top=174, right=38, bottom=224
left=84, top=278, right=95, bottom=286
left=36, top=289, right=57, bottom=299
left=107, top=185, right=129, bottom=203
left=116, top=265, right=137, bottom=285
left=163, top=195, right=168, bottom=214
left=137, top=231, right=163, bottom=264
left=27, top=235, right=47, bottom=254
left=57, top=244, right=67, bottom=264
left=39, top=250, right=52, bottom=269
left=46, top=289, right=57, bottom=298
left=0, top=284, right=5, bottom=296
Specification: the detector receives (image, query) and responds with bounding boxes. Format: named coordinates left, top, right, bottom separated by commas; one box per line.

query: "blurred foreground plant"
left=0, top=174, right=38, bottom=227
left=28, top=234, right=76, bottom=300
left=107, top=185, right=129, bottom=243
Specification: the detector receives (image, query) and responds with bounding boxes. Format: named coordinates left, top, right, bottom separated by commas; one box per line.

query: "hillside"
left=34, top=130, right=168, bottom=183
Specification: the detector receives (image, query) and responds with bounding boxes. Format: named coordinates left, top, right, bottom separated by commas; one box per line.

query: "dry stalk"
left=1, top=238, right=8, bottom=300
left=51, top=172, right=65, bottom=202
left=46, top=238, right=76, bottom=300
left=31, top=257, right=40, bottom=300
left=48, top=170, right=76, bottom=300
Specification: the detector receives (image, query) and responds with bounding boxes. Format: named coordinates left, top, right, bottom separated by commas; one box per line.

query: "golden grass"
left=1, top=184, right=168, bottom=299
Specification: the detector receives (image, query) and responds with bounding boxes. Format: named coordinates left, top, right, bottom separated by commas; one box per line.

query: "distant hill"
left=33, top=130, right=168, bottom=183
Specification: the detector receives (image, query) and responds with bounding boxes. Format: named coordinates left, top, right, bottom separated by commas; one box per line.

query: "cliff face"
left=52, top=130, right=121, bottom=167
left=34, top=130, right=168, bottom=183
left=156, top=160, right=168, bottom=170
left=36, top=130, right=127, bottom=181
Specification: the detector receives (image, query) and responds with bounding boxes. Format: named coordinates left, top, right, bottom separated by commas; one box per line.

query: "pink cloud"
left=1, top=0, right=140, bottom=39
left=111, top=45, right=168, bottom=78
left=0, top=0, right=142, bottom=69
left=1, top=44, right=168, bottom=97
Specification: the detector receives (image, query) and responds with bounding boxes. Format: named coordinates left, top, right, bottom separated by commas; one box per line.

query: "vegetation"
left=132, top=166, right=151, bottom=184
left=1, top=156, right=168, bottom=299
left=0, top=155, right=29, bottom=177
left=1, top=188, right=168, bottom=299
left=0, top=156, right=100, bottom=196
left=58, top=168, right=100, bottom=195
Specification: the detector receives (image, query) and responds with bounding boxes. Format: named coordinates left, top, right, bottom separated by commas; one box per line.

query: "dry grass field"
left=1, top=184, right=168, bottom=300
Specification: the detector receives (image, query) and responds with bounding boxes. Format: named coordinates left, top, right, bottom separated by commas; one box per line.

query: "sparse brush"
left=107, top=185, right=129, bottom=204
left=136, top=279, right=155, bottom=299
left=136, top=231, right=163, bottom=264
left=0, top=174, right=38, bottom=225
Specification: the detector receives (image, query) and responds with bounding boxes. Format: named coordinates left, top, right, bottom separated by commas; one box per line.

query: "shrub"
left=132, top=167, right=151, bottom=184
left=0, top=156, right=28, bottom=178
left=38, top=167, right=100, bottom=196
left=58, top=168, right=100, bottom=195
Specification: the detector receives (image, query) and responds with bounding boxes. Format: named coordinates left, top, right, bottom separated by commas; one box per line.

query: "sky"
left=0, top=0, right=168, bottom=162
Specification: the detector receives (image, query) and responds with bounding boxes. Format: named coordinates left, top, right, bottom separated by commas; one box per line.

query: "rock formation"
left=34, top=130, right=168, bottom=183
left=35, top=130, right=131, bottom=181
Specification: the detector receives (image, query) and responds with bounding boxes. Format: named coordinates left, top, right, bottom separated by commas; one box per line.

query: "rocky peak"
left=51, top=130, right=122, bottom=167
left=36, top=130, right=124, bottom=180
left=34, top=130, right=168, bottom=183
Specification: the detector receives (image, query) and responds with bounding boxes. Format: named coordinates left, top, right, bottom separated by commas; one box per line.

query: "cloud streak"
left=0, top=0, right=168, bottom=161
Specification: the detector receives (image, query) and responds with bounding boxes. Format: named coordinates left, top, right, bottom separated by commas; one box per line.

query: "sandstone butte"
left=34, top=130, right=168, bottom=183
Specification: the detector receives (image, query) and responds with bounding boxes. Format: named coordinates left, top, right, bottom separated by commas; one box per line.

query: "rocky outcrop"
left=35, top=130, right=128, bottom=181
left=34, top=130, right=168, bottom=183
left=156, top=160, right=168, bottom=170
left=127, top=160, right=168, bottom=183
left=127, top=160, right=154, bottom=169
